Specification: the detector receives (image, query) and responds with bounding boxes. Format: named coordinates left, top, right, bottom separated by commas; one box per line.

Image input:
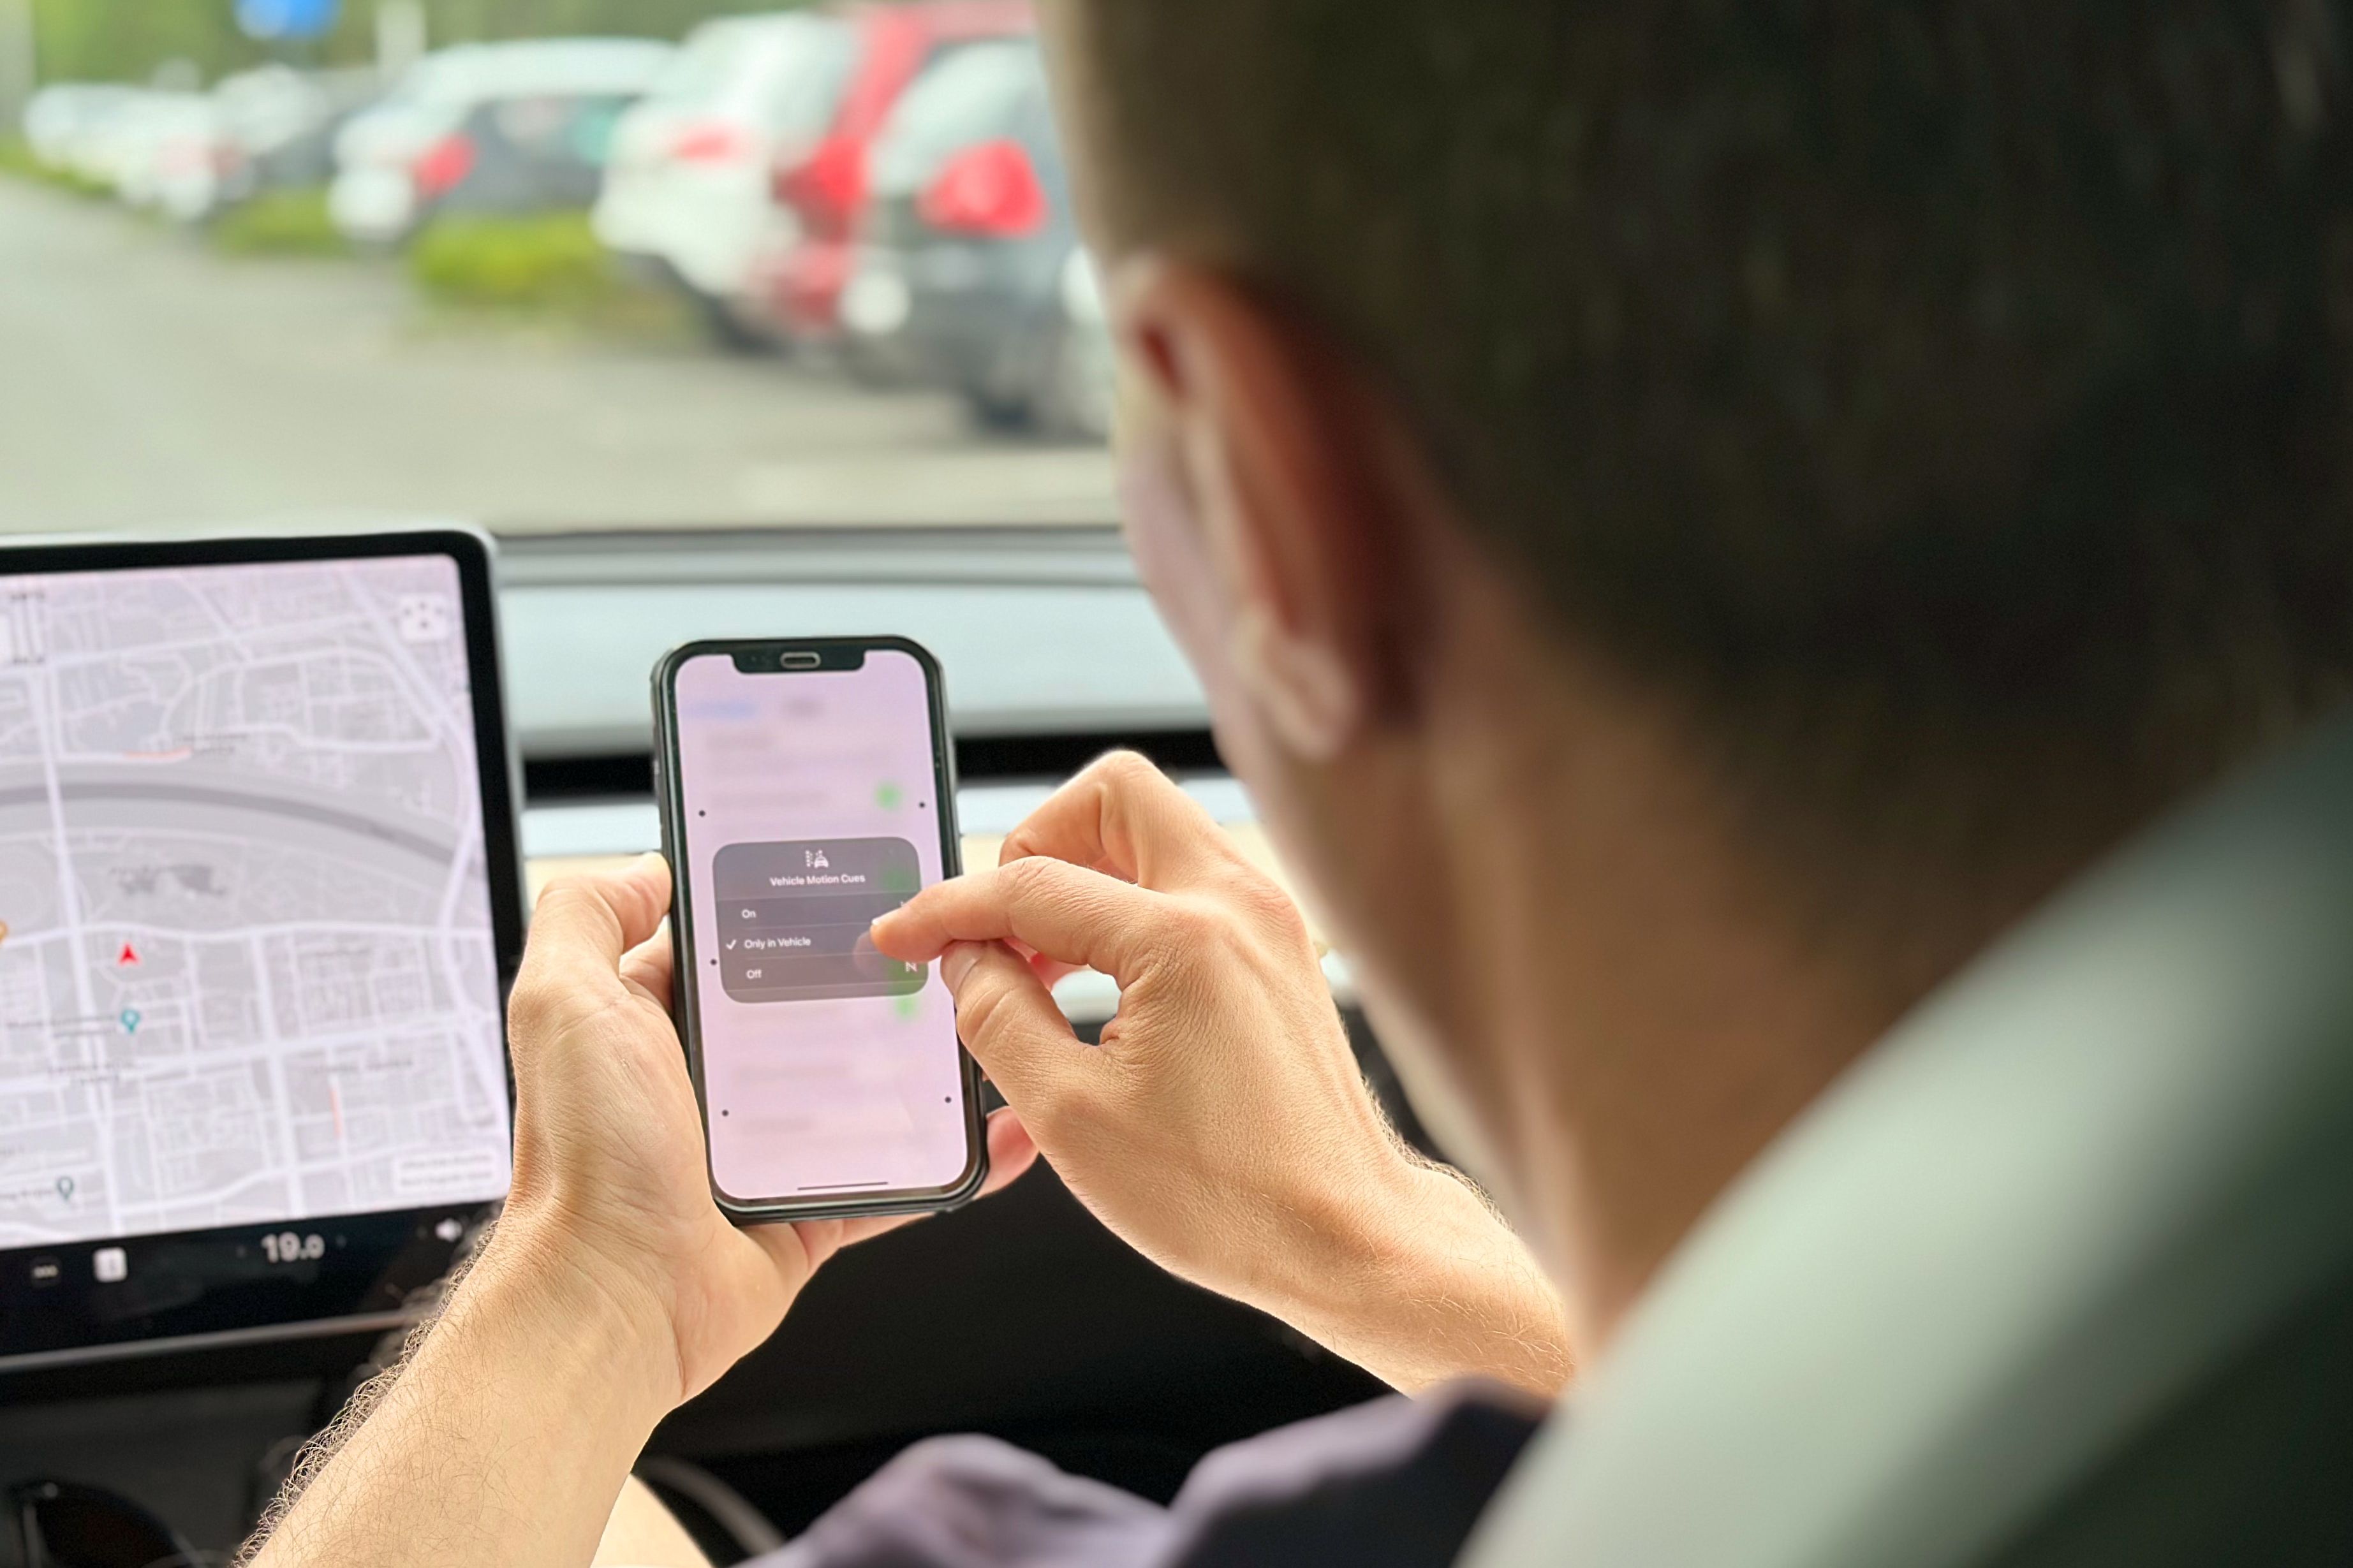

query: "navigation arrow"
left=117, top=941, right=139, bottom=966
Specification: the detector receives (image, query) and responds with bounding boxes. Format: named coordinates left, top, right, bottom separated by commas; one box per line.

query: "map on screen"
left=0, top=555, right=512, bottom=1252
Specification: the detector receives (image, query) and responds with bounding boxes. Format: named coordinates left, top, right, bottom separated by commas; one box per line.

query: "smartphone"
left=651, top=636, right=985, bottom=1222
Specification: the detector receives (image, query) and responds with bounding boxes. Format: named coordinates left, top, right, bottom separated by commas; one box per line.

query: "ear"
left=1114, top=258, right=1415, bottom=758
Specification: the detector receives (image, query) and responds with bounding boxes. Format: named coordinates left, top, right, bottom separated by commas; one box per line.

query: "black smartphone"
left=651, top=636, right=985, bottom=1222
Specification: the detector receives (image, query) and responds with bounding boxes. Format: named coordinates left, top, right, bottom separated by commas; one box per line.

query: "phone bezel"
left=651, top=635, right=987, bottom=1223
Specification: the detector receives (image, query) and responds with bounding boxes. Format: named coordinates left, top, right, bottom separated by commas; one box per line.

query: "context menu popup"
left=712, top=838, right=926, bottom=1002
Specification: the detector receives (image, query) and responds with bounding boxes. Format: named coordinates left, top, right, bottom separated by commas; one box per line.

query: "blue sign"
left=236, top=0, right=340, bottom=40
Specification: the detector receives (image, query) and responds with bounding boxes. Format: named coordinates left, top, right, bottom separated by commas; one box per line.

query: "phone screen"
left=667, top=647, right=974, bottom=1206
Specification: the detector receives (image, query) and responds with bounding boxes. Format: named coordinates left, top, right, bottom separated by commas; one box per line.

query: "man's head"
left=1037, top=0, right=2353, bottom=1280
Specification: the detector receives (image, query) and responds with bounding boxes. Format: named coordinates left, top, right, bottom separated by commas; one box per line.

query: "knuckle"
left=997, top=853, right=1071, bottom=906
left=506, top=977, right=559, bottom=1039
left=536, top=877, right=596, bottom=912
left=1234, top=875, right=1310, bottom=940
left=1088, top=749, right=1164, bottom=793
left=996, top=853, right=1051, bottom=892
left=1156, top=898, right=1228, bottom=952
left=953, top=967, right=1017, bottom=1046
left=531, top=879, right=612, bottom=936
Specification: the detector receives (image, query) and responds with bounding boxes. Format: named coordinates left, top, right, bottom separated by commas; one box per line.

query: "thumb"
left=942, top=941, right=1095, bottom=1125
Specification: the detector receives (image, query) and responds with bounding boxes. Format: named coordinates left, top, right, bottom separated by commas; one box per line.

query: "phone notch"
left=732, top=646, right=860, bottom=673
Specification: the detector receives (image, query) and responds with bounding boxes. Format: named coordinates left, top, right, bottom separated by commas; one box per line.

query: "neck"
left=1267, top=530, right=2002, bottom=1358
left=1420, top=609, right=1905, bottom=1352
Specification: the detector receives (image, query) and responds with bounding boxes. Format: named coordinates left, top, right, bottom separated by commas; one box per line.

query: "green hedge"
left=408, top=210, right=617, bottom=312
left=209, top=188, right=349, bottom=256
left=0, top=137, right=115, bottom=198
left=406, top=209, right=691, bottom=337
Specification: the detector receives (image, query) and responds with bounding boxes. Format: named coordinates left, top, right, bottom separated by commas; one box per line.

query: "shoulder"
left=1163, top=1382, right=1548, bottom=1568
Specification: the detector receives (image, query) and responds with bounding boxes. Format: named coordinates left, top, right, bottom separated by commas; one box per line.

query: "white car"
left=20, top=83, right=140, bottom=172
left=145, top=96, right=236, bottom=223
left=57, top=89, right=165, bottom=186
left=593, top=11, right=852, bottom=345
left=99, top=93, right=223, bottom=218
left=328, top=38, right=674, bottom=247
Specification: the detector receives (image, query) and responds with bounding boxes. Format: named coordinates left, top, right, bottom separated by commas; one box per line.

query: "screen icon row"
left=26, top=1247, right=126, bottom=1288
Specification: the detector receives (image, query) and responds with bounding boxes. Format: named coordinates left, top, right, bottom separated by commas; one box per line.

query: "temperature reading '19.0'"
left=261, top=1231, right=325, bottom=1264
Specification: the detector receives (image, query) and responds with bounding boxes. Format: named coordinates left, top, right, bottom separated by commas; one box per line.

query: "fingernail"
left=941, top=941, right=981, bottom=990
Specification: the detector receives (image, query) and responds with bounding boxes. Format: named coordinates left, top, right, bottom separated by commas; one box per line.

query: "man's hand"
left=500, top=853, right=1035, bottom=1404
left=873, top=753, right=1570, bottom=1395
left=244, top=855, right=1032, bottom=1568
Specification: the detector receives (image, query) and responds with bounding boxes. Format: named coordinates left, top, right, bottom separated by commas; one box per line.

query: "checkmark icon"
left=725, top=939, right=737, bottom=950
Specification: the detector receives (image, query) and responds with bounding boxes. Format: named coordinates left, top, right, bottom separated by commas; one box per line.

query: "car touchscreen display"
left=0, top=551, right=513, bottom=1347
left=670, top=648, right=973, bottom=1205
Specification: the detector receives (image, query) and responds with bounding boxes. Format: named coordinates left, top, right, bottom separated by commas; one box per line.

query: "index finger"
left=999, top=751, right=1251, bottom=892
left=871, top=856, right=1168, bottom=981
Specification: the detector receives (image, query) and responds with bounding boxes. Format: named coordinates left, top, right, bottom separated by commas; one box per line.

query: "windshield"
left=0, top=1, right=1112, bottom=537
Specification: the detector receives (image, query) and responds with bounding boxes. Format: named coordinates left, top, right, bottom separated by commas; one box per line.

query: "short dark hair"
left=1063, top=0, right=2353, bottom=976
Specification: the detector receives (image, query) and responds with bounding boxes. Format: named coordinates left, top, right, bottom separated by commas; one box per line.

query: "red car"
left=750, top=0, right=1035, bottom=346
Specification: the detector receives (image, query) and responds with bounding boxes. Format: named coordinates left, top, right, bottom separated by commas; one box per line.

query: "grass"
left=0, top=136, right=116, bottom=198
left=413, top=210, right=614, bottom=310
left=209, top=187, right=348, bottom=257
left=407, top=210, right=696, bottom=341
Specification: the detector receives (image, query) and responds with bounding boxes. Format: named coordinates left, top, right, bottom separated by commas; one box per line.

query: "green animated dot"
left=876, top=782, right=904, bottom=810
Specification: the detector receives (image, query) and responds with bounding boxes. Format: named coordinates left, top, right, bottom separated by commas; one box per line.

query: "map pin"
left=56, top=1175, right=73, bottom=1201
left=119, top=1007, right=141, bottom=1035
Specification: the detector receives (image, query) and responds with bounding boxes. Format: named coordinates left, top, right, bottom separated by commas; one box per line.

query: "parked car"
left=843, top=37, right=1112, bottom=439
left=746, top=0, right=1036, bottom=349
left=210, top=65, right=382, bottom=204
left=101, top=92, right=226, bottom=221
left=331, top=47, right=497, bottom=244
left=20, top=83, right=141, bottom=172
left=54, top=89, right=148, bottom=185
left=593, top=11, right=856, bottom=348
left=412, top=87, right=638, bottom=222
left=329, top=39, right=672, bottom=247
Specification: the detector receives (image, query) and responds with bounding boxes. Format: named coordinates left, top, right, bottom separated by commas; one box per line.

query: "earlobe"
left=1228, top=604, right=1364, bottom=760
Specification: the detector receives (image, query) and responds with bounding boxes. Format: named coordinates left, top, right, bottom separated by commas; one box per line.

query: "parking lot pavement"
left=0, top=180, right=1119, bottom=535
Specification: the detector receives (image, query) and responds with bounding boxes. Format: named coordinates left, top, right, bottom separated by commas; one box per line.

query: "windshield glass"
left=0, top=0, right=1112, bottom=536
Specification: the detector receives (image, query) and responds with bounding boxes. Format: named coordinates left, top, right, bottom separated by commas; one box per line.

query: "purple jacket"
left=753, top=1382, right=1544, bottom=1568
